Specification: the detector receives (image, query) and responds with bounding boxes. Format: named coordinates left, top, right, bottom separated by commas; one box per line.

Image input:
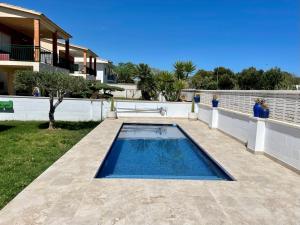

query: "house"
left=41, top=39, right=98, bottom=80
left=76, top=57, right=116, bottom=83
left=41, top=39, right=115, bottom=83
left=0, top=3, right=74, bottom=95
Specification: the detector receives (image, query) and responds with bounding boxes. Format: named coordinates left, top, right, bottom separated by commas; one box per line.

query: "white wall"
left=198, top=104, right=211, bottom=124
left=0, top=96, right=105, bottom=121
left=115, top=100, right=192, bottom=118
left=0, top=97, right=192, bottom=121
left=265, top=120, right=300, bottom=170
left=217, top=108, right=250, bottom=143
left=197, top=103, right=300, bottom=171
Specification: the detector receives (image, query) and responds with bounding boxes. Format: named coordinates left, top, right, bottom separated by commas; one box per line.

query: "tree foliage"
left=135, top=63, right=157, bottom=100
left=15, top=71, right=86, bottom=129
left=174, top=61, right=196, bottom=79
left=190, top=66, right=297, bottom=90
left=237, top=67, right=264, bottom=90
left=155, top=71, right=187, bottom=101
left=14, top=71, right=124, bottom=128
left=113, top=62, right=137, bottom=83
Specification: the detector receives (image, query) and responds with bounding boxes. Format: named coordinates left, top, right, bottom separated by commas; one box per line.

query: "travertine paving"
left=0, top=118, right=299, bottom=225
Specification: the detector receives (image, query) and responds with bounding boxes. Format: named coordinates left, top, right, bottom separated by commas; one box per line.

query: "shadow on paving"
left=38, top=121, right=100, bottom=130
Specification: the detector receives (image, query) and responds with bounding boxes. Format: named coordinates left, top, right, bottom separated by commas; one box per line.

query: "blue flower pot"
left=260, top=108, right=270, bottom=119
left=194, top=96, right=200, bottom=103
left=253, top=103, right=262, bottom=117
left=212, top=100, right=219, bottom=108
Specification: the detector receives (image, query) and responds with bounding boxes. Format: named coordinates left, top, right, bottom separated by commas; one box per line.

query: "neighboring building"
left=0, top=3, right=72, bottom=95
left=41, top=39, right=98, bottom=80
left=41, top=39, right=115, bottom=83
left=75, top=57, right=116, bottom=83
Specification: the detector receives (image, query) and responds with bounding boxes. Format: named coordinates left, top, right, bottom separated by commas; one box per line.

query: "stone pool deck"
left=0, top=118, right=299, bottom=225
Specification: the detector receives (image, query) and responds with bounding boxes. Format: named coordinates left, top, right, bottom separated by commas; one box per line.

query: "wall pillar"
left=7, top=73, right=15, bottom=95
left=52, top=31, right=58, bottom=66
left=65, top=39, right=70, bottom=69
left=247, top=117, right=266, bottom=153
left=83, top=51, right=87, bottom=74
left=94, top=58, right=97, bottom=76
left=33, top=19, right=40, bottom=62
left=209, top=108, right=219, bottom=129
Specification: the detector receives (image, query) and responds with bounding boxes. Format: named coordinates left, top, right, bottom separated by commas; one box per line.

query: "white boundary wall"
left=198, top=103, right=300, bottom=172
left=0, top=96, right=106, bottom=121
left=115, top=100, right=192, bottom=118
left=0, top=96, right=192, bottom=121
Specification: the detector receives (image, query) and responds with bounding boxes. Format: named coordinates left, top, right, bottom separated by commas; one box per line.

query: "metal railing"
left=0, top=45, right=72, bottom=71
left=0, top=45, right=35, bottom=61
left=86, top=67, right=96, bottom=76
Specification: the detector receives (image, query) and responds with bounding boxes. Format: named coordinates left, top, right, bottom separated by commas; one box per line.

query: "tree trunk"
left=48, top=96, right=55, bottom=129
left=48, top=92, right=64, bottom=129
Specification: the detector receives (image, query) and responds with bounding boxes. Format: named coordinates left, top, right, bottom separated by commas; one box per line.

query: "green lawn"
left=0, top=121, right=99, bottom=209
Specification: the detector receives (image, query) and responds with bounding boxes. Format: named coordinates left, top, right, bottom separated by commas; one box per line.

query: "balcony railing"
left=86, top=67, right=96, bottom=76
left=0, top=45, right=72, bottom=71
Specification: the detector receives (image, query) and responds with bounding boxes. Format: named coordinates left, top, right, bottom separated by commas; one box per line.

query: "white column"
left=209, top=108, right=219, bottom=129
left=247, top=117, right=266, bottom=153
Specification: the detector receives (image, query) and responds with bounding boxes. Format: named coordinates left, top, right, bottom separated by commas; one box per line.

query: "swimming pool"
left=95, top=123, right=233, bottom=180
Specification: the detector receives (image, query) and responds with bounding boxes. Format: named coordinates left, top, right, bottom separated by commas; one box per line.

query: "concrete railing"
left=198, top=103, right=300, bottom=172
left=182, top=89, right=300, bottom=125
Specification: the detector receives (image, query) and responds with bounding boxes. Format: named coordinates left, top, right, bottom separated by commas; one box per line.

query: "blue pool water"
left=96, top=124, right=232, bottom=180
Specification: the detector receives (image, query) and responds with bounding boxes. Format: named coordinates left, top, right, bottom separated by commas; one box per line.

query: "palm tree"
left=174, top=61, right=196, bottom=80
left=184, top=61, right=196, bottom=79
left=174, top=61, right=185, bottom=80
left=136, top=63, right=157, bottom=100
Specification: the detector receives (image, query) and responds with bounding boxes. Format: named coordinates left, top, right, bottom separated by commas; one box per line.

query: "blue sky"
left=5, top=0, right=300, bottom=75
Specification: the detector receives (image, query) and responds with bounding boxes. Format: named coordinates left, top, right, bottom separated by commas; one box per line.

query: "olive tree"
left=15, top=71, right=86, bottom=129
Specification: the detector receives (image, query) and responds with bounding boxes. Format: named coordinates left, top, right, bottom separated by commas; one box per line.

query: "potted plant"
left=260, top=99, right=270, bottom=119
left=212, top=94, right=219, bottom=107
left=194, top=93, right=200, bottom=103
left=188, top=99, right=198, bottom=120
left=107, top=97, right=117, bottom=119
left=253, top=98, right=262, bottom=117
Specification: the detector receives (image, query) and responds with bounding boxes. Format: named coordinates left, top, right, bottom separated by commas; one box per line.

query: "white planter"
left=107, top=111, right=117, bottom=119
left=188, top=112, right=198, bottom=121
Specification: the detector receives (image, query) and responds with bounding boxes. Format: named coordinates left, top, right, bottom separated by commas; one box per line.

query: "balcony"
left=70, top=64, right=96, bottom=76
left=0, top=45, right=72, bottom=70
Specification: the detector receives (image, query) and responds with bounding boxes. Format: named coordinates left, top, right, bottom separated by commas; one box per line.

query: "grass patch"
left=0, top=121, right=99, bottom=209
